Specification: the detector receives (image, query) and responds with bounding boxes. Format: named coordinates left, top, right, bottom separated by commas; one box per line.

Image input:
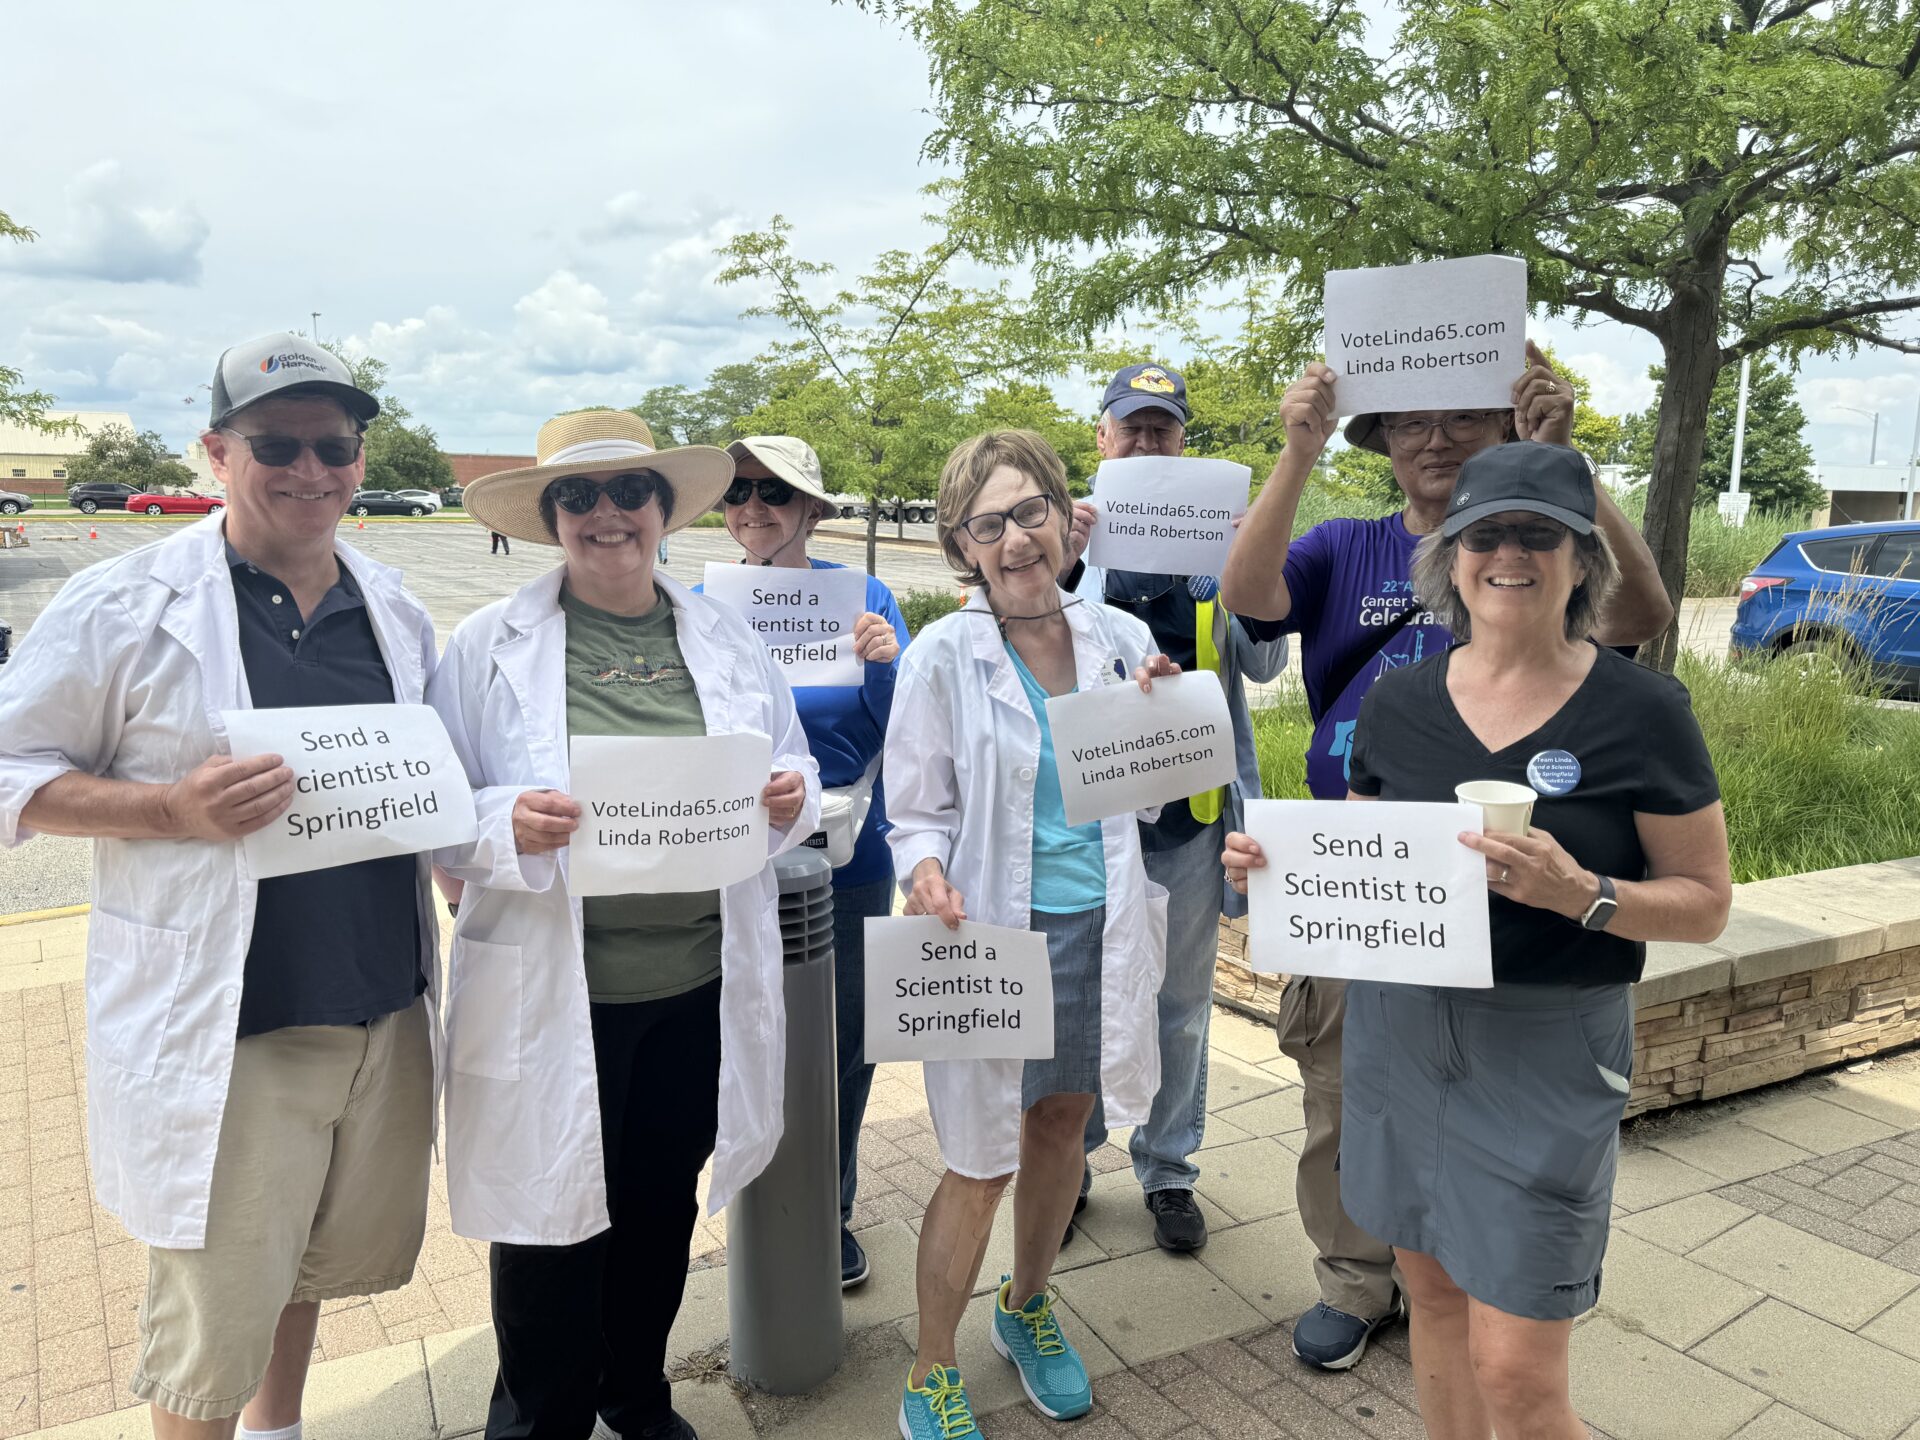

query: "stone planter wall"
left=1214, top=855, right=1920, bottom=1117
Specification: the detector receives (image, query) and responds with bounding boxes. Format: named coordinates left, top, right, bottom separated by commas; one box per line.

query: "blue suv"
left=1729, top=520, right=1920, bottom=697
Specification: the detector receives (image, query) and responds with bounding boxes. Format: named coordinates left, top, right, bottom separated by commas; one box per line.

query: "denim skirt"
left=1020, top=906, right=1105, bottom=1110
left=1338, top=978, right=1634, bottom=1321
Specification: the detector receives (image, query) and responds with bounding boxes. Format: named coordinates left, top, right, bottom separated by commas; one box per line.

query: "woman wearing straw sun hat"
left=426, top=409, right=820, bottom=1440
left=699, top=433, right=909, bottom=1292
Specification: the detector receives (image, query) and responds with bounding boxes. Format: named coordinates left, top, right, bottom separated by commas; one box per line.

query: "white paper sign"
left=1086, top=456, right=1251, bottom=577
left=1243, top=799, right=1493, bottom=988
left=702, top=564, right=867, bottom=686
left=863, top=917, right=1055, bottom=1062
left=1045, top=671, right=1237, bottom=828
left=1323, top=254, right=1528, bottom=418
left=567, top=731, right=771, bottom=895
left=221, top=704, right=478, bottom=880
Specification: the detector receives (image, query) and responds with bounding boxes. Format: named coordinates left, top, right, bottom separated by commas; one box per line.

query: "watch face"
left=1584, top=899, right=1618, bottom=931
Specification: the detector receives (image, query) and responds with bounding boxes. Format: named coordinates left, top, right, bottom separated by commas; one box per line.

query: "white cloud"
left=1563, top=350, right=1655, bottom=418
left=512, top=270, right=645, bottom=375
left=6, top=161, right=208, bottom=285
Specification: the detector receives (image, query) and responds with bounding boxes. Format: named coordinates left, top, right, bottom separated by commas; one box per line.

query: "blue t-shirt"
left=1242, top=513, right=1451, bottom=799
left=697, top=558, right=908, bottom=887
left=1006, top=645, right=1108, bottom=913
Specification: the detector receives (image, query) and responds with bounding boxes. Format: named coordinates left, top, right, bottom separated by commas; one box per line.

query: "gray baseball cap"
left=207, top=332, right=380, bottom=432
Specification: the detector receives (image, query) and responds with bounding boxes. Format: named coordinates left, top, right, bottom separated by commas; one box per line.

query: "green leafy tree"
left=321, top=347, right=453, bottom=494
left=1629, top=355, right=1819, bottom=513
left=718, top=216, right=1085, bottom=572
left=64, top=424, right=195, bottom=492
left=863, top=0, right=1920, bottom=667
left=1, top=210, right=73, bottom=435
left=965, top=381, right=1101, bottom=493
left=632, top=362, right=779, bottom=447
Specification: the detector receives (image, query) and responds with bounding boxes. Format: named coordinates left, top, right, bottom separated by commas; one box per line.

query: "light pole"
left=1835, top=403, right=1880, bottom=465
left=310, top=311, right=322, bottom=344
left=1905, top=390, right=1919, bottom=521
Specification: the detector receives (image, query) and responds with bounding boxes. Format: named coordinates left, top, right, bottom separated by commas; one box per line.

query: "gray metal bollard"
left=727, top=847, right=844, bottom=1393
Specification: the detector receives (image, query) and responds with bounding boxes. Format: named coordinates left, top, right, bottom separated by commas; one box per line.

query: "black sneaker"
left=595, top=1415, right=699, bottom=1440
left=1061, top=1190, right=1089, bottom=1249
left=1291, top=1297, right=1404, bottom=1371
left=841, top=1227, right=871, bottom=1289
left=1144, top=1189, right=1208, bottom=1252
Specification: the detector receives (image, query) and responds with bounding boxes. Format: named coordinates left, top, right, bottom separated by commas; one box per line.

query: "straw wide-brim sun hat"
left=464, top=409, right=734, bottom=545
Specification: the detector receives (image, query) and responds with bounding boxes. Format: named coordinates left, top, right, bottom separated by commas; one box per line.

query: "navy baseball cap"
left=1441, top=441, right=1596, bottom=538
left=208, top=332, right=380, bottom=432
left=1101, top=363, right=1190, bottom=423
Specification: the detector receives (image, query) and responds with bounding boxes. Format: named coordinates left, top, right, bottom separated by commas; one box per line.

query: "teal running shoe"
left=899, top=1363, right=978, bottom=1439
left=989, top=1277, right=1093, bottom=1420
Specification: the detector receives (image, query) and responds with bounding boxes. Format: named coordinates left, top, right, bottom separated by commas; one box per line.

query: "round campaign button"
left=1527, top=749, right=1582, bottom=796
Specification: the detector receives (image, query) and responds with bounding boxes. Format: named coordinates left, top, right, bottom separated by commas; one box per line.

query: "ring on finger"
left=1497, top=866, right=1510, bottom=884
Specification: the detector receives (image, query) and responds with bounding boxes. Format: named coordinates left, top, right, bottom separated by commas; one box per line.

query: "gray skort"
left=1338, top=978, right=1633, bottom=1321
left=1021, top=905, right=1105, bottom=1109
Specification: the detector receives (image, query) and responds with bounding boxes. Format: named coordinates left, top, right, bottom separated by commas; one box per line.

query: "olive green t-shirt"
left=563, top=586, right=723, bottom=1003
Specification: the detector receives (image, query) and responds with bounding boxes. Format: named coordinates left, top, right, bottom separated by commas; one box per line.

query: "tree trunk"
left=865, top=503, right=879, bottom=577
left=1637, top=280, right=1723, bottom=672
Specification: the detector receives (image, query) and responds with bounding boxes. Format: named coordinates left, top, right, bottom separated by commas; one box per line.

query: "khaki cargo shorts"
left=131, top=997, right=433, bottom=1421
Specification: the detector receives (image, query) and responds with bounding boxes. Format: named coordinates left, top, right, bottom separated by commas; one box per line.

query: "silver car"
left=0, top=489, right=32, bottom=516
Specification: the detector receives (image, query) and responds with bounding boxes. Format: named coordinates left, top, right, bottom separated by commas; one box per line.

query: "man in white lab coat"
left=0, top=334, right=441, bottom=1440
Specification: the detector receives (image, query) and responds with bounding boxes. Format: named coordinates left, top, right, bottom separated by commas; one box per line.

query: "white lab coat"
left=884, top=588, right=1170, bottom=1180
left=426, top=567, right=820, bottom=1245
left=0, top=515, right=442, bottom=1249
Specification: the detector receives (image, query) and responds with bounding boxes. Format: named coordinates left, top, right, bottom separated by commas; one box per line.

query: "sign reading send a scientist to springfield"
left=702, top=564, right=866, bottom=687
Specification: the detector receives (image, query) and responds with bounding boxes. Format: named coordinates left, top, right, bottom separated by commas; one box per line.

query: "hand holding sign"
left=221, top=704, right=479, bottom=879
left=1323, top=254, right=1528, bottom=418
left=166, top=752, right=297, bottom=841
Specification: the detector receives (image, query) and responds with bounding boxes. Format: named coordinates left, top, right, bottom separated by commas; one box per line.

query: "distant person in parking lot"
left=491, top=529, right=510, bottom=555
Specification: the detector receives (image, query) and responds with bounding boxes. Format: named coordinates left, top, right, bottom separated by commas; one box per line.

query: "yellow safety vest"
left=1189, top=599, right=1225, bottom=824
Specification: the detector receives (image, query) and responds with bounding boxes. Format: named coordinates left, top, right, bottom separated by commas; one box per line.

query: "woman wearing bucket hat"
left=426, top=409, right=820, bottom=1440
left=1223, top=442, right=1730, bottom=1440
left=701, top=434, right=909, bottom=1291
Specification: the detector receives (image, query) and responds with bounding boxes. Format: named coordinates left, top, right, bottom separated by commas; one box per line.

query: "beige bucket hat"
left=727, top=435, right=833, bottom=505
left=465, top=410, right=734, bottom=545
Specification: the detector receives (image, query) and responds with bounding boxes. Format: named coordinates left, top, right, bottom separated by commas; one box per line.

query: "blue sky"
left=5, top=0, right=1915, bottom=474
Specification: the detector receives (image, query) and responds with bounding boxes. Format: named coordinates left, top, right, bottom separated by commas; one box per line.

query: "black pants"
left=491, top=531, right=510, bottom=554
left=486, top=979, right=723, bottom=1439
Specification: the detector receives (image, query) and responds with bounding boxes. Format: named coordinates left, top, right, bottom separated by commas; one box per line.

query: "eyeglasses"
left=956, top=493, right=1054, bottom=545
left=221, top=430, right=363, bottom=468
left=544, top=472, right=666, bottom=516
left=1457, top=519, right=1571, bottom=553
left=1380, top=411, right=1502, bottom=452
left=723, top=477, right=796, bottom=508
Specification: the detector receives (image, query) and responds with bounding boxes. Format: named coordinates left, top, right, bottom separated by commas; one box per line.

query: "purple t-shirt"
left=1242, top=513, right=1452, bottom=799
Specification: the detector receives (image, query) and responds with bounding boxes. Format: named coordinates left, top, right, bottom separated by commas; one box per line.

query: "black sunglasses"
left=222, top=430, right=363, bottom=468
left=545, top=472, right=666, bottom=516
left=957, top=493, right=1054, bottom=545
left=723, top=477, right=796, bottom=508
left=1458, top=519, right=1571, bottom=553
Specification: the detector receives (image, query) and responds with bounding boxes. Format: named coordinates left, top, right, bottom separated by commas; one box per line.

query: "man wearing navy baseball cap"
left=1059, top=364, right=1289, bottom=1258
left=0, top=330, right=441, bottom=1440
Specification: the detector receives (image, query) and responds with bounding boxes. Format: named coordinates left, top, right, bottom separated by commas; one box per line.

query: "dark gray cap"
left=208, top=332, right=380, bottom=432
left=1441, top=441, right=1596, bottom=538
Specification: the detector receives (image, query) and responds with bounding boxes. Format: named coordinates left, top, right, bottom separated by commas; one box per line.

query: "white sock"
left=238, top=1423, right=303, bottom=1440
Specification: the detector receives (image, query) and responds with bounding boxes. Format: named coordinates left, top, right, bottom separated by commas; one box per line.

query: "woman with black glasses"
left=428, top=409, right=820, bottom=1440
left=887, top=430, right=1174, bottom=1438
left=708, top=434, right=908, bottom=1291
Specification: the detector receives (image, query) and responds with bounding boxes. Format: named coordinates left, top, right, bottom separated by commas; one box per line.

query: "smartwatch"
left=1579, top=875, right=1617, bottom=932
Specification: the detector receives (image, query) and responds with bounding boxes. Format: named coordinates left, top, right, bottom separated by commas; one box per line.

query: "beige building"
left=0, top=410, right=136, bottom=498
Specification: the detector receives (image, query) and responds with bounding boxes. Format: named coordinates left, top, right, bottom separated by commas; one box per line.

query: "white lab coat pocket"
left=85, top=909, right=190, bottom=1079
left=448, top=939, right=523, bottom=1081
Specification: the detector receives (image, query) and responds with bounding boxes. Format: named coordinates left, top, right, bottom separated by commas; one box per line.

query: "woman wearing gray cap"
left=1223, top=442, right=1731, bottom=1440
left=709, top=434, right=908, bottom=1291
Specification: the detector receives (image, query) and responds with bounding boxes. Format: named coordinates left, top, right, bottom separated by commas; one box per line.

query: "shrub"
left=1250, top=652, right=1920, bottom=882
left=899, top=587, right=964, bottom=636
left=1614, top=486, right=1808, bottom=598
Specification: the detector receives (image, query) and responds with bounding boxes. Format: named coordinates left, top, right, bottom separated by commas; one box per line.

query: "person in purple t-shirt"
left=1218, top=341, right=1672, bottom=1372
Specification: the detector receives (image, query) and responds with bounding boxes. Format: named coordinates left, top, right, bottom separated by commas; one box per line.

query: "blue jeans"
left=833, top=874, right=895, bottom=1227
left=1084, top=819, right=1222, bottom=1193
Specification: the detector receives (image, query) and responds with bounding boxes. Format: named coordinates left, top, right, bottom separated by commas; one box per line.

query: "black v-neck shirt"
left=1348, top=643, right=1720, bottom=985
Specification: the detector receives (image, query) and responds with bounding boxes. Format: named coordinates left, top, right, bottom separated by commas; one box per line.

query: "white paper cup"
left=1455, top=780, right=1538, bottom=836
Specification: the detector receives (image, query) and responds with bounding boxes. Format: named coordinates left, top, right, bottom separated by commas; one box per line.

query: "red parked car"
left=126, top=491, right=226, bottom=516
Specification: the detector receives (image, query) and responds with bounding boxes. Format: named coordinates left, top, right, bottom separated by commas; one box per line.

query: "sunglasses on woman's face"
left=723, top=477, right=796, bottom=508
left=1458, top=519, right=1571, bottom=553
left=222, top=430, right=363, bottom=468
left=545, top=472, right=665, bottom=516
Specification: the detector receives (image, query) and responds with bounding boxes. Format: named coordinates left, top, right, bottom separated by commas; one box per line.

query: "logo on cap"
left=1130, top=366, right=1177, bottom=395
left=257, top=352, right=327, bottom=377
left=1455, top=492, right=1470, bottom=506
left=260, top=356, right=280, bottom=374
